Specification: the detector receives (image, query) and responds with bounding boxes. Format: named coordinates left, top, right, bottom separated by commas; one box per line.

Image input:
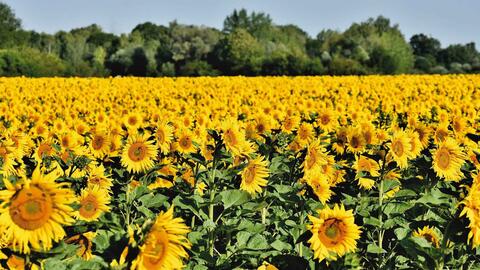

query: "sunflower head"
left=413, top=226, right=440, bottom=248
left=0, top=167, right=75, bottom=253
left=307, top=204, right=361, bottom=262
left=76, top=186, right=110, bottom=222
left=240, top=156, right=269, bottom=195
left=121, top=133, right=158, bottom=173
left=133, top=206, right=191, bottom=270
left=432, top=137, right=466, bottom=181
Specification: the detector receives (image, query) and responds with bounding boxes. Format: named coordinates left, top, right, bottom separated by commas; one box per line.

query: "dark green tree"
left=0, top=2, right=22, bottom=47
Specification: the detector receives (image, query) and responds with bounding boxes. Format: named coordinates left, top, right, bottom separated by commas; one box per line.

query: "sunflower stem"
left=377, top=145, right=388, bottom=264
left=261, top=207, right=266, bottom=225
left=209, top=188, right=215, bottom=257
left=299, top=213, right=304, bottom=257
left=25, top=254, right=31, bottom=270
left=208, top=158, right=217, bottom=258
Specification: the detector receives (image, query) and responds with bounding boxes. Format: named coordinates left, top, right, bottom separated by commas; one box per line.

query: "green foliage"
left=0, top=2, right=479, bottom=76
left=216, top=28, right=264, bottom=75
left=0, top=2, right=21, bottom=47
left=0, top=48, right=66, bottom=77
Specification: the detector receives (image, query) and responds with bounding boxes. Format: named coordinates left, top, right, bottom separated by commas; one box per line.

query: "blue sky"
left=3, top=0, right=479, bottom=46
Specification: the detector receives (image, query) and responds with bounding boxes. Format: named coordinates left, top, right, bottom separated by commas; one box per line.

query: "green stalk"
left=261, top=207, right=267, bottom=225
left=377, top=146, right=388, bottom=265
left=378, top=177, right=384, bottom=249
left=208, top=160, right=217, bottom=257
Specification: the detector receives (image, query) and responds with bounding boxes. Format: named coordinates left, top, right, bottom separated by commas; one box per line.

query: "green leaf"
left=273, top=184, right=292, bottom=194
left=384, top=202, right=414, bottom=216
left=247, top=234, right=269, bottom=250
left=138, top=193, right=168, bottom=208
left=271, top=239, right=291, bottom=251
left=220, top=189, right=250, bottom=209
left=364, top=217, right=382, bottom=227
left=394, top=227, right=409, bottom=240
left=383, top=179, right=400, bottom=193
left=367, top=243, right=385, bottom=254
left=203, top=219, right=216, bottom=230
left=236, top=231, right=251, bottom=247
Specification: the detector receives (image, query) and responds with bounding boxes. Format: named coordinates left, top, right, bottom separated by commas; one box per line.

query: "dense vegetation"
left=0, top=76, right=479, bottom=269
left=1, top=2, right=480, bottom=77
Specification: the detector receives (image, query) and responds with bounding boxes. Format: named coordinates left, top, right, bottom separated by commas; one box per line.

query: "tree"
left=214, top=28, right=264, bottom=75
left=410, top=34, right=441, bottom=57
left=437, top=43, right=479, bottom=66
left=0, top=2, right=22, bottom=47
left=223, top=9, right=273, bottom=39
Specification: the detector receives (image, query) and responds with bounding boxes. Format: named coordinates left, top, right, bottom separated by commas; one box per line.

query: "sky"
left=3, top=0, right=479, bottom=47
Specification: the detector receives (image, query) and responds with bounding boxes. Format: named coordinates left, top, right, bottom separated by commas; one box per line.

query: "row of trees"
left=1, top=3, right=479, bottom=77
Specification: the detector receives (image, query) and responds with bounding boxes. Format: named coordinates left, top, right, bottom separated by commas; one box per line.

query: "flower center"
left=10, top=186, right=53, bottom=230
left=392, top=140, right=404, bottom=156
left=321, top=115, right=330, bottom=125
left=38, top=143, right=53, bottom=158
left=128, top=142, right=147, bottom=161
left=437, top=148, right=451, bottom=169
left=156, top=129, right=165, bottom=143
left=79, top=195, right=99, bottom=218
left=143, top=230, right=169, bottom=267
left=92, top=135, right=105, bottom=150
left=319, top=218, right=344, bottom=246
left=244, top=165, right=256, bottom=184
left=179, top=136, right=191, bottom=149
left=224, top=129, right=237, bottom=146
left=350, top=136, right=360, bottom=148
left=128, top=117, right=137, bottom=126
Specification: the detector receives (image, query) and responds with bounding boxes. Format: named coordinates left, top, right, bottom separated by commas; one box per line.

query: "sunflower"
left=412, top=226, right=440, bottom=248
left=316, top=109, right=336, bottom=133
left=240, top=156, right=269, bottom=195
left=124, top=112, right=142, bottom=131
left=155, top=122, right=174, bottom=154
left=33, top=139, right=55, bottom=163
left=176, top=129, right=197, bottom=154
left=305, top=169, right=333, bottom=204
left=434, top=124, right=450, bottom=145
left=89, top=129, right=110, bottom=158
left=389, top=131, right=413, bottom=169
left=87, top=164, right=113, bottom=190
left=0, top=140, right=17, bottom=176
left=297, top=122, right=315, bottom=145
left=257, top=262, right=279, bottom=270
left=6, top=130, right=28, bottom=160
left=413, top=123, right=431, bottom=149
left=353, top=155, right=380, bottom=177
left=347, top=127, right=366, bottom=154
left=460, top=181, right=480, bottom=247
left=406, top=130, right=422, bottom=159
left=332, top=127, right=348, bottom=155
left=452, top=115, right=467, bottom=138
left=76, top=186, right=110, bottom=222
left=132, top=206, right=191, bottom=270
left=254, top=116, right=272, bottom=136
left=307, top=204, right=361, bottom=262
left=121, top=133, right=158, bottom=173
left=303, top=140, right=328, bottom=173
left=222, top=121, right=251, bottom=157
left=357, top=177, right=375, bottom=190
left=432, top=137, right=466, bottom=181
left=0, top=167, right=75, bottom=253
left=148, top=177, right=175, bottom=190
left=281, top=115, right=300, bottom=134
left=65, top=231, right=96, bottom=260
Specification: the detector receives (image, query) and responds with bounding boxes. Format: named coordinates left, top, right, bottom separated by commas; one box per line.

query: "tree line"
left=1, top=3, right=479, bottom=77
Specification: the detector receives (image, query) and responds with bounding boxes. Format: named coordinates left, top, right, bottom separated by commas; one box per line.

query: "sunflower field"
left=0, top=75, right=479, bottom=269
